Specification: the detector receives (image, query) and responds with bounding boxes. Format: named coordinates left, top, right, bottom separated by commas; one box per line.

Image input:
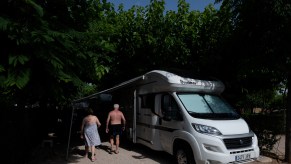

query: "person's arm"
left=80, top=118, right=85, bottom=139
left=121, top=112, right=126, bottom=131
left=96, top=116, right=101, bottom=128
left=106, top=113, right=110, bottom=133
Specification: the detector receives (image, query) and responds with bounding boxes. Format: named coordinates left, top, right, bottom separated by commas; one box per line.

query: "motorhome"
left=74, top=70, right=260, bottom=164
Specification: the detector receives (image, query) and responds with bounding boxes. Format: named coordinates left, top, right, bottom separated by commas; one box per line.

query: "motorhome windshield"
left=177, top=93, right=240, bottom=120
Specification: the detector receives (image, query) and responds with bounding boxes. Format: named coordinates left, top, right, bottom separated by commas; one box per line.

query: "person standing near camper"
left=80, top=108, right=101, bottom=162
left=106, top=104, right=126, bottom=154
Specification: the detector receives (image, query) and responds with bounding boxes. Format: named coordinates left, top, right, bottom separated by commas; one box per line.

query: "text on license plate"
left=235, top=153, right=251, bottom=161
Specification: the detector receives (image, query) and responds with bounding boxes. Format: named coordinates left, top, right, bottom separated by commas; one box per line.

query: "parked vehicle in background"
left=74, top=70, right=260, bottom=164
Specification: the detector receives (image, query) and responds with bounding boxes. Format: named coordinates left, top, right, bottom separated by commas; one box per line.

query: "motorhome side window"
left=161, top=94, right=182, bottom=121
left=140, top=94, right=155, bottom=113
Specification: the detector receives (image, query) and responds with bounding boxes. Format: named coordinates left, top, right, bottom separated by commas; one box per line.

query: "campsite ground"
left=35, top=135, right=286, bottom=164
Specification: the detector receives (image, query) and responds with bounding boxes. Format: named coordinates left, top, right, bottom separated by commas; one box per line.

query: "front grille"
left=230, top=148, right=254, bottom=154
left=228, top=158, right=255, bottom=164
left=223, top=137, right=252, bottom=149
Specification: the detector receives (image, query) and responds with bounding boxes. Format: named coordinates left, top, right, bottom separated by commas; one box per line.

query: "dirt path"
left=41, top=141, right=175, bottom=164
left=39, top=135, right=286, bottom=164
left=70, top=142, right=176, bottom=164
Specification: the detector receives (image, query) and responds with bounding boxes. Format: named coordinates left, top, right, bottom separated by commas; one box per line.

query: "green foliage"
left=0, top=17, right=9, bottom=31
left=1, top=0, right=115, bottom=104
left=1, top=0, right=290, bottom=161
left=26, top=0, right=44, bottom=17
left=9, top=55, right=29, bottom=67
left=236, top=89, right=279, bottom=112
left=0, top=65, right=4, bottom=72
left=77, top=83, right=98, bottom=98
left=1, top=0, right=289, bottom=116
left=243, top=112, right=285, bottom=155
left=5, top=69, right=30, bottom=89
left=100, top=0, right=226, bottom=87
left=218, top=0, right=291, bottom=84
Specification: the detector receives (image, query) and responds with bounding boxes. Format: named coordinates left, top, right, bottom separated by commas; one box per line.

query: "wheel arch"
left=173, top=139, right=195, bottom=164
left=172, top=133, right=202, bottom=163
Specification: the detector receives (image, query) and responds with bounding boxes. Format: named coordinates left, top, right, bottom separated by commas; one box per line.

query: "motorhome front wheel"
left=175, top=144, right=195, bottom=164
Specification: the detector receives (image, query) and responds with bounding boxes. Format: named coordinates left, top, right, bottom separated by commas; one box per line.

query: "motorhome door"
left=157, top=93, right=184, bottom=152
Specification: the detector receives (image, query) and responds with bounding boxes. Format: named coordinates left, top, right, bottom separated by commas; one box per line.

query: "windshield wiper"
left=189, top=112, right=240, bottom=120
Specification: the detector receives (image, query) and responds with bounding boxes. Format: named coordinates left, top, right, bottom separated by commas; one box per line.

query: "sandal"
left=114, top=150, right=119, bottom=154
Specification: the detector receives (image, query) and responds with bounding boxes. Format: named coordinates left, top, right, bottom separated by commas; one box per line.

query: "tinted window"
left=162, top=94, right=182, bottom=121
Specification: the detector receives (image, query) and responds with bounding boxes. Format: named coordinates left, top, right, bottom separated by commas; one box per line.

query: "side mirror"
left=176, top=112, right=183, bottom=121
left=163, top=115, right=172, bottom=121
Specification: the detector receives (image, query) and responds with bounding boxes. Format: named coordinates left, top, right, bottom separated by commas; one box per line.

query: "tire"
left=175, top=144, right=195, bottom=164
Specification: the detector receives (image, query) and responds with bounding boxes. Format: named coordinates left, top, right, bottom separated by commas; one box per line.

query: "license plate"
left=235, top=153, right=251, bottom=161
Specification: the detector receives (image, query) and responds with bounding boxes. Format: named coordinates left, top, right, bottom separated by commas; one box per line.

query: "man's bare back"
left=106, top=104, right=126, bottom=133
left=108, top=110, right=125, bottom=125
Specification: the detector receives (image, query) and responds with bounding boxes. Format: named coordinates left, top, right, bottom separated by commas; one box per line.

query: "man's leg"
left=109, top=135, right=114, bottom=151
left=115, top=135, right=120, bottom=154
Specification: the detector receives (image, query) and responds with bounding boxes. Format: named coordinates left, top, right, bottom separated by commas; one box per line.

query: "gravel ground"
left=41, top=141, right=176, bottom=164
left=39, top=136, right=286, bottom=164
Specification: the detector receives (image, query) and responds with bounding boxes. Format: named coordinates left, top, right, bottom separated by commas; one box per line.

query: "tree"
left=99, top=0, right=227, bottom=86
left=0, top=0, right=114, bottom=105
left=216, top=0, right=291, bottom=162
left=0, top=0, right=115, bottom=162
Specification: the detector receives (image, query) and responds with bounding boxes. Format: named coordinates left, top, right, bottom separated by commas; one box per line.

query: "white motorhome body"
left=75, top=70, right=260, bottom=164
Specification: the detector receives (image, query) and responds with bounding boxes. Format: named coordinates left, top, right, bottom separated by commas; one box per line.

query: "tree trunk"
left=286, top=72, right=291, bottom=162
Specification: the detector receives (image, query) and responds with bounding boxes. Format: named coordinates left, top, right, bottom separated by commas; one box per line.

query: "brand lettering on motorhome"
left=180, top=79, right=197, bottom=85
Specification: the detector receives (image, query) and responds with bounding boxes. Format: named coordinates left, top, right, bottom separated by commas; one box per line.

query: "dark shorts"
left=109, top=124, right=123, bottom=137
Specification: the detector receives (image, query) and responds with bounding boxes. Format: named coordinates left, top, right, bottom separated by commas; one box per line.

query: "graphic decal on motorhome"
left=137, top=136, right=152, bottom=144
left=179, top=78, right=215, bottom=88
left=137, top=122, right=177, bottom=132
left=163, top=71, right=217, bottom=88
left=180, top=79, right=197, bottom=85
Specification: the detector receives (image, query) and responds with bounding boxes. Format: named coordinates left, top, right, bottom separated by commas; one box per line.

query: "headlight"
left=192, top=123, right=222, bottom=135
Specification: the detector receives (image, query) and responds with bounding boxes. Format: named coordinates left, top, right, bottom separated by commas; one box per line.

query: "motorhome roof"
left=138, top=70, right=225, bottom=94
left=73, top=70, right=225, bottom=103
left=144, top=70, right=217, bottom=85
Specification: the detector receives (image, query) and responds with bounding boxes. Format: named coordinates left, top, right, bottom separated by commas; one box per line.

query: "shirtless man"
left=106, top=104, right=126, bottom=154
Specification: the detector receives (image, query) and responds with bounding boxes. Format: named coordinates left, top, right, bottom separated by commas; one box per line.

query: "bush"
left=242, top=112, right=285, bottom=156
